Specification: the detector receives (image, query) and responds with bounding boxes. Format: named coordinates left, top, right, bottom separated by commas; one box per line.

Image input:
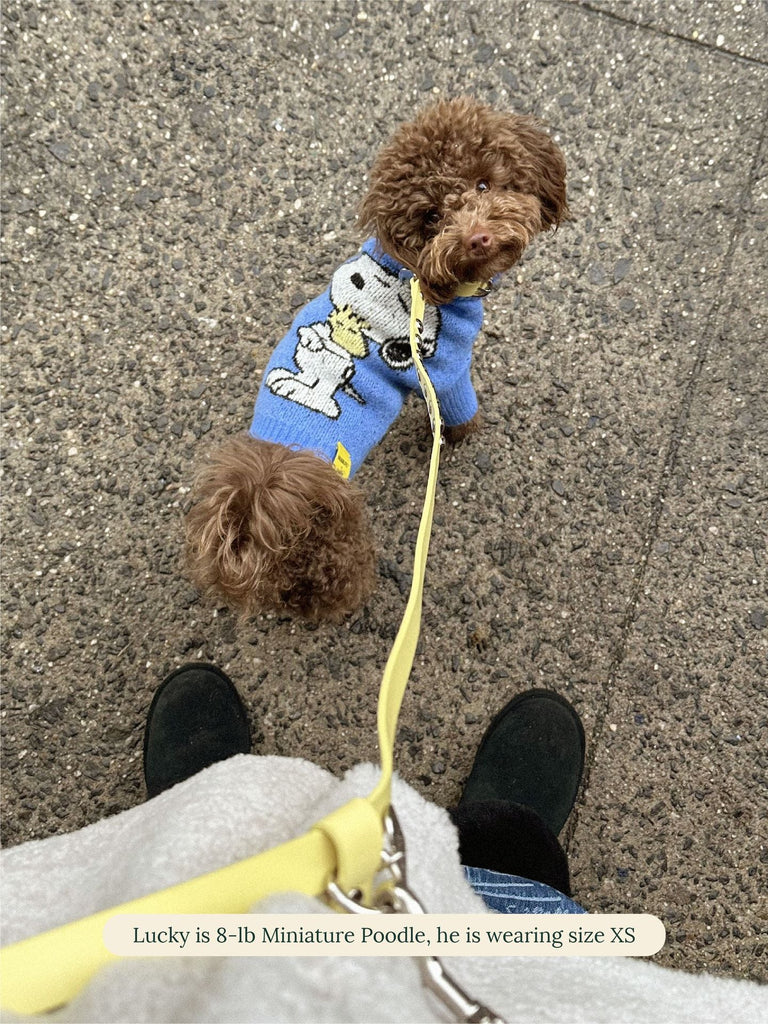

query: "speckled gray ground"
left=2, top=0, right=766, bottom=987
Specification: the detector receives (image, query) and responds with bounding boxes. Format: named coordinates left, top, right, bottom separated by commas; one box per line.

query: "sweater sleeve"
left=436, top=368, right=478, bottom=428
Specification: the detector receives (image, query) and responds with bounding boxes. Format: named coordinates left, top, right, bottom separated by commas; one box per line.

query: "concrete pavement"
left=2, top=0, right=766, bottom=986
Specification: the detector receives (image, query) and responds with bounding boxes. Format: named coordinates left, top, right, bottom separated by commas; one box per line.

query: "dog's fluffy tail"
left=185, top=434, right=376, bottom=621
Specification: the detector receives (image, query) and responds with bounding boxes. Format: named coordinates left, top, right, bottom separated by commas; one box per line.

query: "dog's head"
left=359, top=96, right=567, bottom=305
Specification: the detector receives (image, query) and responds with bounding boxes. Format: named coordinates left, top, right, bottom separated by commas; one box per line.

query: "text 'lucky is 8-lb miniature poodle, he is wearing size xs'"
left=185, top=97, right=567, bottom=621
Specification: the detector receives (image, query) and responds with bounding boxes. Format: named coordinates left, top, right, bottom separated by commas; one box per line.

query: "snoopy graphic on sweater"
left=265, top=249, right=440, bottom=419
left=250, top=238, right=487, bottom=479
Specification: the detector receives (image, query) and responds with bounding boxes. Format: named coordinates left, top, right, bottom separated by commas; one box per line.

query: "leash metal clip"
left=326, top=808, right=506, bottom=1024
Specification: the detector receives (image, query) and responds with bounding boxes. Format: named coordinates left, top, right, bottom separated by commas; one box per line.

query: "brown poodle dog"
left=185, top=96, right=567, bottom=621
left=360, top=96, right=567, bottom=306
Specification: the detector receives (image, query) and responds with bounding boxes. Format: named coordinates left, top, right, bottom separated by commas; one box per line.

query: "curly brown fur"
left=444, top=410, right=484, bottom=443
left=185, top=435, right=376, bottom=621
left=359, top=96, right=567, bottom=305
left=185, top=97, right=566, bottom=621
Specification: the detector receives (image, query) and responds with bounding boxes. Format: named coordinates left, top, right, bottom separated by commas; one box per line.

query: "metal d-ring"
left=324, top=806, right=506, bottom=1023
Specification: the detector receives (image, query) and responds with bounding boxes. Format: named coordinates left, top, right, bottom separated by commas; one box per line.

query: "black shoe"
left=143, top=663, right=251, bottom=798
left=457, top=689, right=585, bottom=836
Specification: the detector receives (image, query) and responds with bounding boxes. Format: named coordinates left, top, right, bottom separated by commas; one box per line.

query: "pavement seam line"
left=564, top=105, right=768, bottom=852
left=563, top=0, right=768, bottom=69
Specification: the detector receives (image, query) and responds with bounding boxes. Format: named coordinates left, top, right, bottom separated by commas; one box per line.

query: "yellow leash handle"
left=0, top=823, right=353, bottom=1015
left=0, top=799, right=384, bottom=1017
left=0, top=277, right=442, bottom=1017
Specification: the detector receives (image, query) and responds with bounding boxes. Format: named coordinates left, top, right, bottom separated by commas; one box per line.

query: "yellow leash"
left=0, top=278, right=445, bottom=1017
left=369, top=277, right=441, bottom=816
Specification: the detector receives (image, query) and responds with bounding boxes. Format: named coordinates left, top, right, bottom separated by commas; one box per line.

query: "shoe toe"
left=458, top=689, right=585, bottom=836
left=143, top=663, right=251, bottom=798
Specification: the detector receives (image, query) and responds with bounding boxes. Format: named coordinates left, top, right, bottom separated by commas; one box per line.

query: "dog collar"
left=395, top=264, right=492, bottom=301
left=455, top=280, right=493, bottom=298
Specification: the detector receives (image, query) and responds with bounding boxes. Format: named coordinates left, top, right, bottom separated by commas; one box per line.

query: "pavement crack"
left=563, top=0, right=768, bottom=69
left=566, top=107, right=768, bottom=845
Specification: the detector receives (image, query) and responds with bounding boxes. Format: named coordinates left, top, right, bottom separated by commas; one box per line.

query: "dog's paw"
left=444, top=410, right=483, bottom=443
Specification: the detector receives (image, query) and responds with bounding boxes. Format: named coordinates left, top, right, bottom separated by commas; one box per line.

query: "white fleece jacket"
left=1, top=756, right=765, bottom=1023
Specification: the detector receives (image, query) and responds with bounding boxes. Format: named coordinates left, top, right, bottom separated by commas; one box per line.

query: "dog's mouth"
left=416, top=232, right=525, bottom=305
left=415, top=193, right=544, bottom=305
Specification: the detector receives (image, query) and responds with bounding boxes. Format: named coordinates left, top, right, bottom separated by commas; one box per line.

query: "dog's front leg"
left=438, top=372, right=483, bottom=442
left=444, top=410, right=483, bottom=443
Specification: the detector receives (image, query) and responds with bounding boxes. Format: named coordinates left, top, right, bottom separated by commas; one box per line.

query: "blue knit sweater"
left=249, top=238, right=486, bottom=478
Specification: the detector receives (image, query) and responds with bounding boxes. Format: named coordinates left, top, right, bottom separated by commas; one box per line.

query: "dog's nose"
left=467, top=232, right=493, bottom=257
left=350, top=272, right=365, bottom=290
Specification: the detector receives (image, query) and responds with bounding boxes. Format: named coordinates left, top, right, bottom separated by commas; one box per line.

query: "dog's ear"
left=358, top=174, right=408, bottom=255
left=357, top=184, right=382, bottom=242
left=494, top=113, right=568, bottom=231
left=358, top=170, right=422, bottom=274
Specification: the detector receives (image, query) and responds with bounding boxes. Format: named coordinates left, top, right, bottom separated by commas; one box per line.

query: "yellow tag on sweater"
left=333, top=442, right=352, bottom=479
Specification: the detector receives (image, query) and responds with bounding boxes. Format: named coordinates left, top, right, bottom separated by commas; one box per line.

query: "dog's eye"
left=476, top=180, right=490, bottom=192
left=424, top=208, right=440, bottom=226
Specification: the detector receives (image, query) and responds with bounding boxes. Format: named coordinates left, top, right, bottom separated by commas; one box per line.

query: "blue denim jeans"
left=465, top=866, right=586, bottom=915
